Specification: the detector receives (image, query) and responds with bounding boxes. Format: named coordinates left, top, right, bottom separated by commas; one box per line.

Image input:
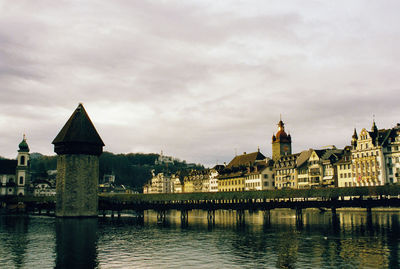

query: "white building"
left=33, top=180, right=56, bottom=196
left=143, top=171, right=172, bottom=193
left=245, top=159, right=275, bottom=191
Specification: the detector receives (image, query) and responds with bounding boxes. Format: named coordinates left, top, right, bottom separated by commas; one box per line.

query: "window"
left=19, top=176, right=23, bottom=185
left=20, top=156, right=25, bottom=165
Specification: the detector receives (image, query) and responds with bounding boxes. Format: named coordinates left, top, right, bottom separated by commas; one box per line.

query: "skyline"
left=1, top=1, right=400, bottom=167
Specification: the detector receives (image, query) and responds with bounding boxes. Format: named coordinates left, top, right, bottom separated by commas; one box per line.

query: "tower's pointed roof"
left=52, top=103, right=104, bottom=155
left=352, top=128, right=358, bottom=139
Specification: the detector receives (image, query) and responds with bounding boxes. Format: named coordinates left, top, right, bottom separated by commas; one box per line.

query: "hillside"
left=30, top=152, right=204, bottom=191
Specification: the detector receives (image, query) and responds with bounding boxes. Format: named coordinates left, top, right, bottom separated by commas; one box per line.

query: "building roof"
left=226, top=151, right=266, bottom=168
left=296, top=149, right=312, bottom=167
left=272, top=120, right=291, bottom=143
left=52, top=103, right=105, bottom=155
left=275, top=153, right=300, bottom=169
left=0, top=160, right=17, bottom=175
left=18, top=136, right=29, bottom=152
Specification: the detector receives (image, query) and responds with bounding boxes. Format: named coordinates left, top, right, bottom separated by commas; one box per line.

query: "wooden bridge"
left=1, top=185, right=400, bottom=225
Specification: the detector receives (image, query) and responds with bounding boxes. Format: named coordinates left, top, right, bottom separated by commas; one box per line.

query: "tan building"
left=218, top=151, right=265, bottom=192
left=352, top=122, right=400, bottom=186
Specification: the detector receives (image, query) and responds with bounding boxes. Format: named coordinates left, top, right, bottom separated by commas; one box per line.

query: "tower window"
left=20, top=156, right=25, bottom=165
left=19, top=176, right=24, bottom=185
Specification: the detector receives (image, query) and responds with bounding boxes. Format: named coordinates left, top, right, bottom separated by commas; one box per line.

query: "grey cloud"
left=1, top=0, right=400, bottom=167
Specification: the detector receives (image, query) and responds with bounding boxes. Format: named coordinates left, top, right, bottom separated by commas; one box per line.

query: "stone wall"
left=56, top=154, right=99, bottom=217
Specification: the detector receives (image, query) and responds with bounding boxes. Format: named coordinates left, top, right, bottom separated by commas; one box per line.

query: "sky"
left=1, top=0, right=400, bottom=167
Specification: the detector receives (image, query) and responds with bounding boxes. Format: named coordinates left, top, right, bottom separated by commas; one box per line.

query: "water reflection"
left=0, top=210, right=399, bottom=268
left=0, top=216, right=29, bottom=268
left=55, top=218, right=98, bottom=269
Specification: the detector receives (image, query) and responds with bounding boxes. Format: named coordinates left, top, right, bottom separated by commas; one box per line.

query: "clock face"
left=283, top=145, right=289, bottom=153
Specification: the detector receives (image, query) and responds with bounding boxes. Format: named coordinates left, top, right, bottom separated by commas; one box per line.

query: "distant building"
left=103, top=174, right=115, bottom=184
left=33, top=179, right=56, bottom=196
left=0, top=136, right=30, bottom=196
left=154, top=151, right=176, bottom=165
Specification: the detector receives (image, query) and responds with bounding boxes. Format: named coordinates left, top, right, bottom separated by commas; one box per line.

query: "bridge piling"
left=236, top=209, right=245, bottom=226
left=263, top=209, right=271, bottom=226
left=207, top=210, right=215, bottom=225
left=295, top=208, right=303, bottom=227
left=181, top=210, right=189, bottom=226
left=157, top=210, right=166, bottom=224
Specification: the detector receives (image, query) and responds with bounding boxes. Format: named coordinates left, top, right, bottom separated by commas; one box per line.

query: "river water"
left=0, top=209, right=399, bottom=268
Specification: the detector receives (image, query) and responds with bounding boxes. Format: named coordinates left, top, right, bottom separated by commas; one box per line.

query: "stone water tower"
left=52, top=103, right=105, bottom=217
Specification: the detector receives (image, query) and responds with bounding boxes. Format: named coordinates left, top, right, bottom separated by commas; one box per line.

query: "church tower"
left=16, top=135, right=30, bottom=196
left=52, top=103, right=104, bottom=217
left=272, top=118, right=292, bottom=161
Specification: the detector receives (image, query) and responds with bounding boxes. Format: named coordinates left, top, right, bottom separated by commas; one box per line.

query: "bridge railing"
left=99, top=185, right=400, bottom=204
left=1, top=185, right=399, bottom=204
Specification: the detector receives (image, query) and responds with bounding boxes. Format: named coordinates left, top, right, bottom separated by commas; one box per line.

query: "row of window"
left=339, top=173, right=352, bottom=178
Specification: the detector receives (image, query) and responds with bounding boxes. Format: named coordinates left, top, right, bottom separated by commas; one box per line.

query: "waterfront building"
left=336, top=147, right=353, bottom=187
left=384, top=124, right=400, bottom=184
left=274, top=153, right=299, bottom=189
left=296, top=149, right=313, bottom=189
left=209, top=165, right=224, bottom=192
left=182, top=170, right=208, bottom=193
left=0, top=136, right=30, bottom=196
left=143, top=172, right=172, bottom=193
left=244, top=159, right=274, bottom=190
left=320, top=147, right=343, bottom=187
left=218, top=151, right=266, bottom=192
left=172, top=174, right=183, bottom=193
left=350, top=121, right=400, bottom=186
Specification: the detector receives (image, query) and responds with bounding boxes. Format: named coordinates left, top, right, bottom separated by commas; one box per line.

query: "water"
left=0, top=209, right=399, bottom=268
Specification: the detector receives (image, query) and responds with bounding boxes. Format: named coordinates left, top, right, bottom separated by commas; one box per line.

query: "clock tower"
left=272, top=118, right=292, bottom=161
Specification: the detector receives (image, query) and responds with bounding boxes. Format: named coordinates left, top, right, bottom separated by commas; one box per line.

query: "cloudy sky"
left=1, top=0, right=400, bottom=167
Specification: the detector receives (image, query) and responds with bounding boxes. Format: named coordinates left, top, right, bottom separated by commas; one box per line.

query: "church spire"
left=351, top=128, right=358, bottom=149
